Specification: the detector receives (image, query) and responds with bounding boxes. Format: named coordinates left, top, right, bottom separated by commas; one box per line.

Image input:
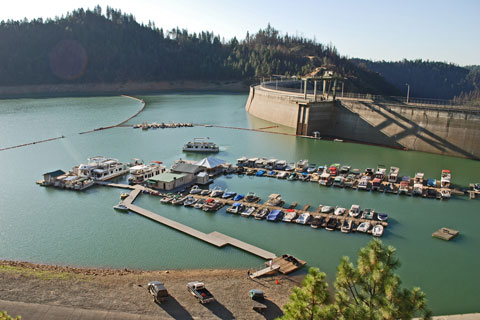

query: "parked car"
left=148, top=281, right=169, bottom=303
left=187, top=281, right=214, bottom=304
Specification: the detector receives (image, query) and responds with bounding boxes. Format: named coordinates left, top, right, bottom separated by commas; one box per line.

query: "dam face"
left=246, top=85, right=480, bottom=159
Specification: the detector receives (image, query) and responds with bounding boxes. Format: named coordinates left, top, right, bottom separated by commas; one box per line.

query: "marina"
left=2, top=93, right=480, bottom=315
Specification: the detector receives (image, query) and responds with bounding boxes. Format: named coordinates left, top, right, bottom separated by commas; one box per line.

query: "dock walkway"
left=109, top=183, right=278, bottom=260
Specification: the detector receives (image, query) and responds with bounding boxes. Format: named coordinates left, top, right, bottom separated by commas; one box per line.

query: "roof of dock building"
left=43, top=170, right=65, bottom=177
left=171, top=162, right=203, bottom=174
left=195, top=157, right=226, bottom=169
left=148, top=172, right=188, bottom=183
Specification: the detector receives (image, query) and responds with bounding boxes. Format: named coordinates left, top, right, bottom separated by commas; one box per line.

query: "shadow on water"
left=203, top=300, right=235, bottom=319
left=157, top=297, right=193, bottom=320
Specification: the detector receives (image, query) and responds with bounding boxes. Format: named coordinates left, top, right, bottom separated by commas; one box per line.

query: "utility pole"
left=405, top=83, right=410, bottom=103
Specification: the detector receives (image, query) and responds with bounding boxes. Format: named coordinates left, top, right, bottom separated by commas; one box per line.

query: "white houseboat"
left=75, top=156, right=128, bottom=181
left=182, top=138, right=219, bottom=153
left=441, top=170, right=451, bottom=188
left=387, top=167, right=399, bottom=183
left=128, top=161, right=167, bottom=184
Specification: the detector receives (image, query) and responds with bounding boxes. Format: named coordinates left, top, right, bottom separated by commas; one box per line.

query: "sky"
left=1, top=0, right=479, bottom=66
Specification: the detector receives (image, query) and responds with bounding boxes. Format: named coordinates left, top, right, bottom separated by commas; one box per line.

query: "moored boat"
left=348, top=204, right=361, bottom=218
left=388, top=166, right=400, bottom=183
left=341, top=219, right=353, bottom=233
left=241, top=206, right=256, bottom=217
left=334, top=207, right=346, bottom=216
left=282, top=209, right=297, bottom=222
left=356, top=222, right=371, bottom=233
left=372, top=224, right=384, bottom=237
left=183, top=138, right=219, bottom=153
left=325, top=217, right=338, bottom=231
left=254, top=207, right=270, bottom=220
left=226, top=202, right=245, bottom=214
left=113, top=202, right=128, bottom=212
left=267, top=209, right=284, bottom=222
left=296, top=212, right=311, bottom=225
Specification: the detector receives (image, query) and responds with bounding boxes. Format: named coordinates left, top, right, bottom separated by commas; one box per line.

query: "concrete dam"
left=245, top=83, right=480, bottom=160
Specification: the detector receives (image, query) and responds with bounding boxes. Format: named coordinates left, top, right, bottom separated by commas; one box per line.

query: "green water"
left=0, top=93, right=479, bottom=315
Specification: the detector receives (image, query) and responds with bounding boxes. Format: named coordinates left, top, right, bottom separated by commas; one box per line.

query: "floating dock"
left=115, top=185, right=278, bottom=260
left=432, top=227, right=459, bottom=241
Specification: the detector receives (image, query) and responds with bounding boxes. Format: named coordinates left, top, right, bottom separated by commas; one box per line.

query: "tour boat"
left=282, top=209, right=298, bottom=222
left=128, top=161, right=167, bottom=184
left=182, top=138, right=219, bottom=153
left=348, top=204, right=361, bottom=218
left=372, top=224, right=384, bottom=237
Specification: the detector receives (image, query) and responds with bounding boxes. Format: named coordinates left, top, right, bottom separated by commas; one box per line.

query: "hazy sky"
left=1, top=0, right=479, bottom=66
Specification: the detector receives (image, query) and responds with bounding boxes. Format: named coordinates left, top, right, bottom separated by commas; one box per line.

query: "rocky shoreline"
left=0, top=80, right=249, bottom=99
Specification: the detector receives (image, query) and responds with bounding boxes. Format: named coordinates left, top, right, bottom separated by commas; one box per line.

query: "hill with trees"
left=0, top=5, right=477, bottom=100
left=351, top=59, right=479, bottom=99
left=0, top=6, right=397, bottom=95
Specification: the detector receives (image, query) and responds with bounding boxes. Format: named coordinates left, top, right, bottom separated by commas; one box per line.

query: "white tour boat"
left=182, top=138, right=219, bottom=153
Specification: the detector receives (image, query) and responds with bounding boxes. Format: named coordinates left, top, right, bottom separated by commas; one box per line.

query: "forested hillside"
left=351, top=59, right=479, bottom=99
left=0, top=6, right=397, bottom=95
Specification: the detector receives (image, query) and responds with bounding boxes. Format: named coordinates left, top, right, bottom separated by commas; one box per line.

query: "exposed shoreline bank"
left=0, top=80, right=249, bottom=99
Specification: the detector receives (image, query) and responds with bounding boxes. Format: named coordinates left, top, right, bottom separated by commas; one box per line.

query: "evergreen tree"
left=279, top=267, right=333, bottom=320
left=279, top=240, right=431, bottom=320
left=332, top=239, right=431, bottom=319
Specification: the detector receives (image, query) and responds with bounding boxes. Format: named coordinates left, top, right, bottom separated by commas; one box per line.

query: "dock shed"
left=43, top=170, right=66, bottom=184
left=147, top=172, right=193, bottom=191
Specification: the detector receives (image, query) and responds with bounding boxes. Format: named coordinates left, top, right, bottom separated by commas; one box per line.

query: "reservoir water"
left=0, top=93, right=479, bottom=315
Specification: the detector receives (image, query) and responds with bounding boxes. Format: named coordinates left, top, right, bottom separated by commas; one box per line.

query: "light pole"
left=405, top=83, right=410, bottom=103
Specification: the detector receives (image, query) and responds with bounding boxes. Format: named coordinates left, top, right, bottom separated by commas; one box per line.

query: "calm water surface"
left=0, top=93, right=479, bottom=315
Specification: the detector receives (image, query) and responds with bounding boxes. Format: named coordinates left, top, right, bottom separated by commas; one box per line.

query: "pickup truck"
left=187, top=281, right=215, bottom=304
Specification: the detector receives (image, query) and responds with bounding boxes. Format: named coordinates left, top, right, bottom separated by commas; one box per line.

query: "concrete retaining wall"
left=245, top=85, right=480, bottom=159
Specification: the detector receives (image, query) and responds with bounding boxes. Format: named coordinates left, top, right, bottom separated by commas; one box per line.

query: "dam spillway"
left=245, top=82, right=480, bottom=159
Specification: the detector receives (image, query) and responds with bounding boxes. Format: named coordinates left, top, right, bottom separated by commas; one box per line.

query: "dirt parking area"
left=0, top=260, right=302, bottom=319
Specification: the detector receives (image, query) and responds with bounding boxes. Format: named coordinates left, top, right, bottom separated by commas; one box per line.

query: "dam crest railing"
left=259, top=80, right=479, bottom=111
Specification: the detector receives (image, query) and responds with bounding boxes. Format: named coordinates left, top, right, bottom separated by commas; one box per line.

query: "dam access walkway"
left=105, top=183, right=277, bottom=260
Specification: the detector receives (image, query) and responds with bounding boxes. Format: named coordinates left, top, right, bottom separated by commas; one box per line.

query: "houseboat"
left=441, top=170, right=451, bottom=188
left=236, top=157, right=248, bottom=166
left=295, top=160, right=309, bottom=172
left=183, top=138, right=219, bottom=153
left=128, top=161, right=167, bottom=184
left=375, top=165, right=387, bottom=180
left=275, top=160, right=287, bottom=170
left=319, top=172, right=331, bottom=186
left=388, top=167, right=400, bottom=183
left=76, top=156, right=129, bottom=181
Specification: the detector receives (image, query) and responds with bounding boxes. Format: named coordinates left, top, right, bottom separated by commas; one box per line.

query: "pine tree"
left=279, top=267, right=333, bottom=320
left=332, top=239, right=431, bottom=320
